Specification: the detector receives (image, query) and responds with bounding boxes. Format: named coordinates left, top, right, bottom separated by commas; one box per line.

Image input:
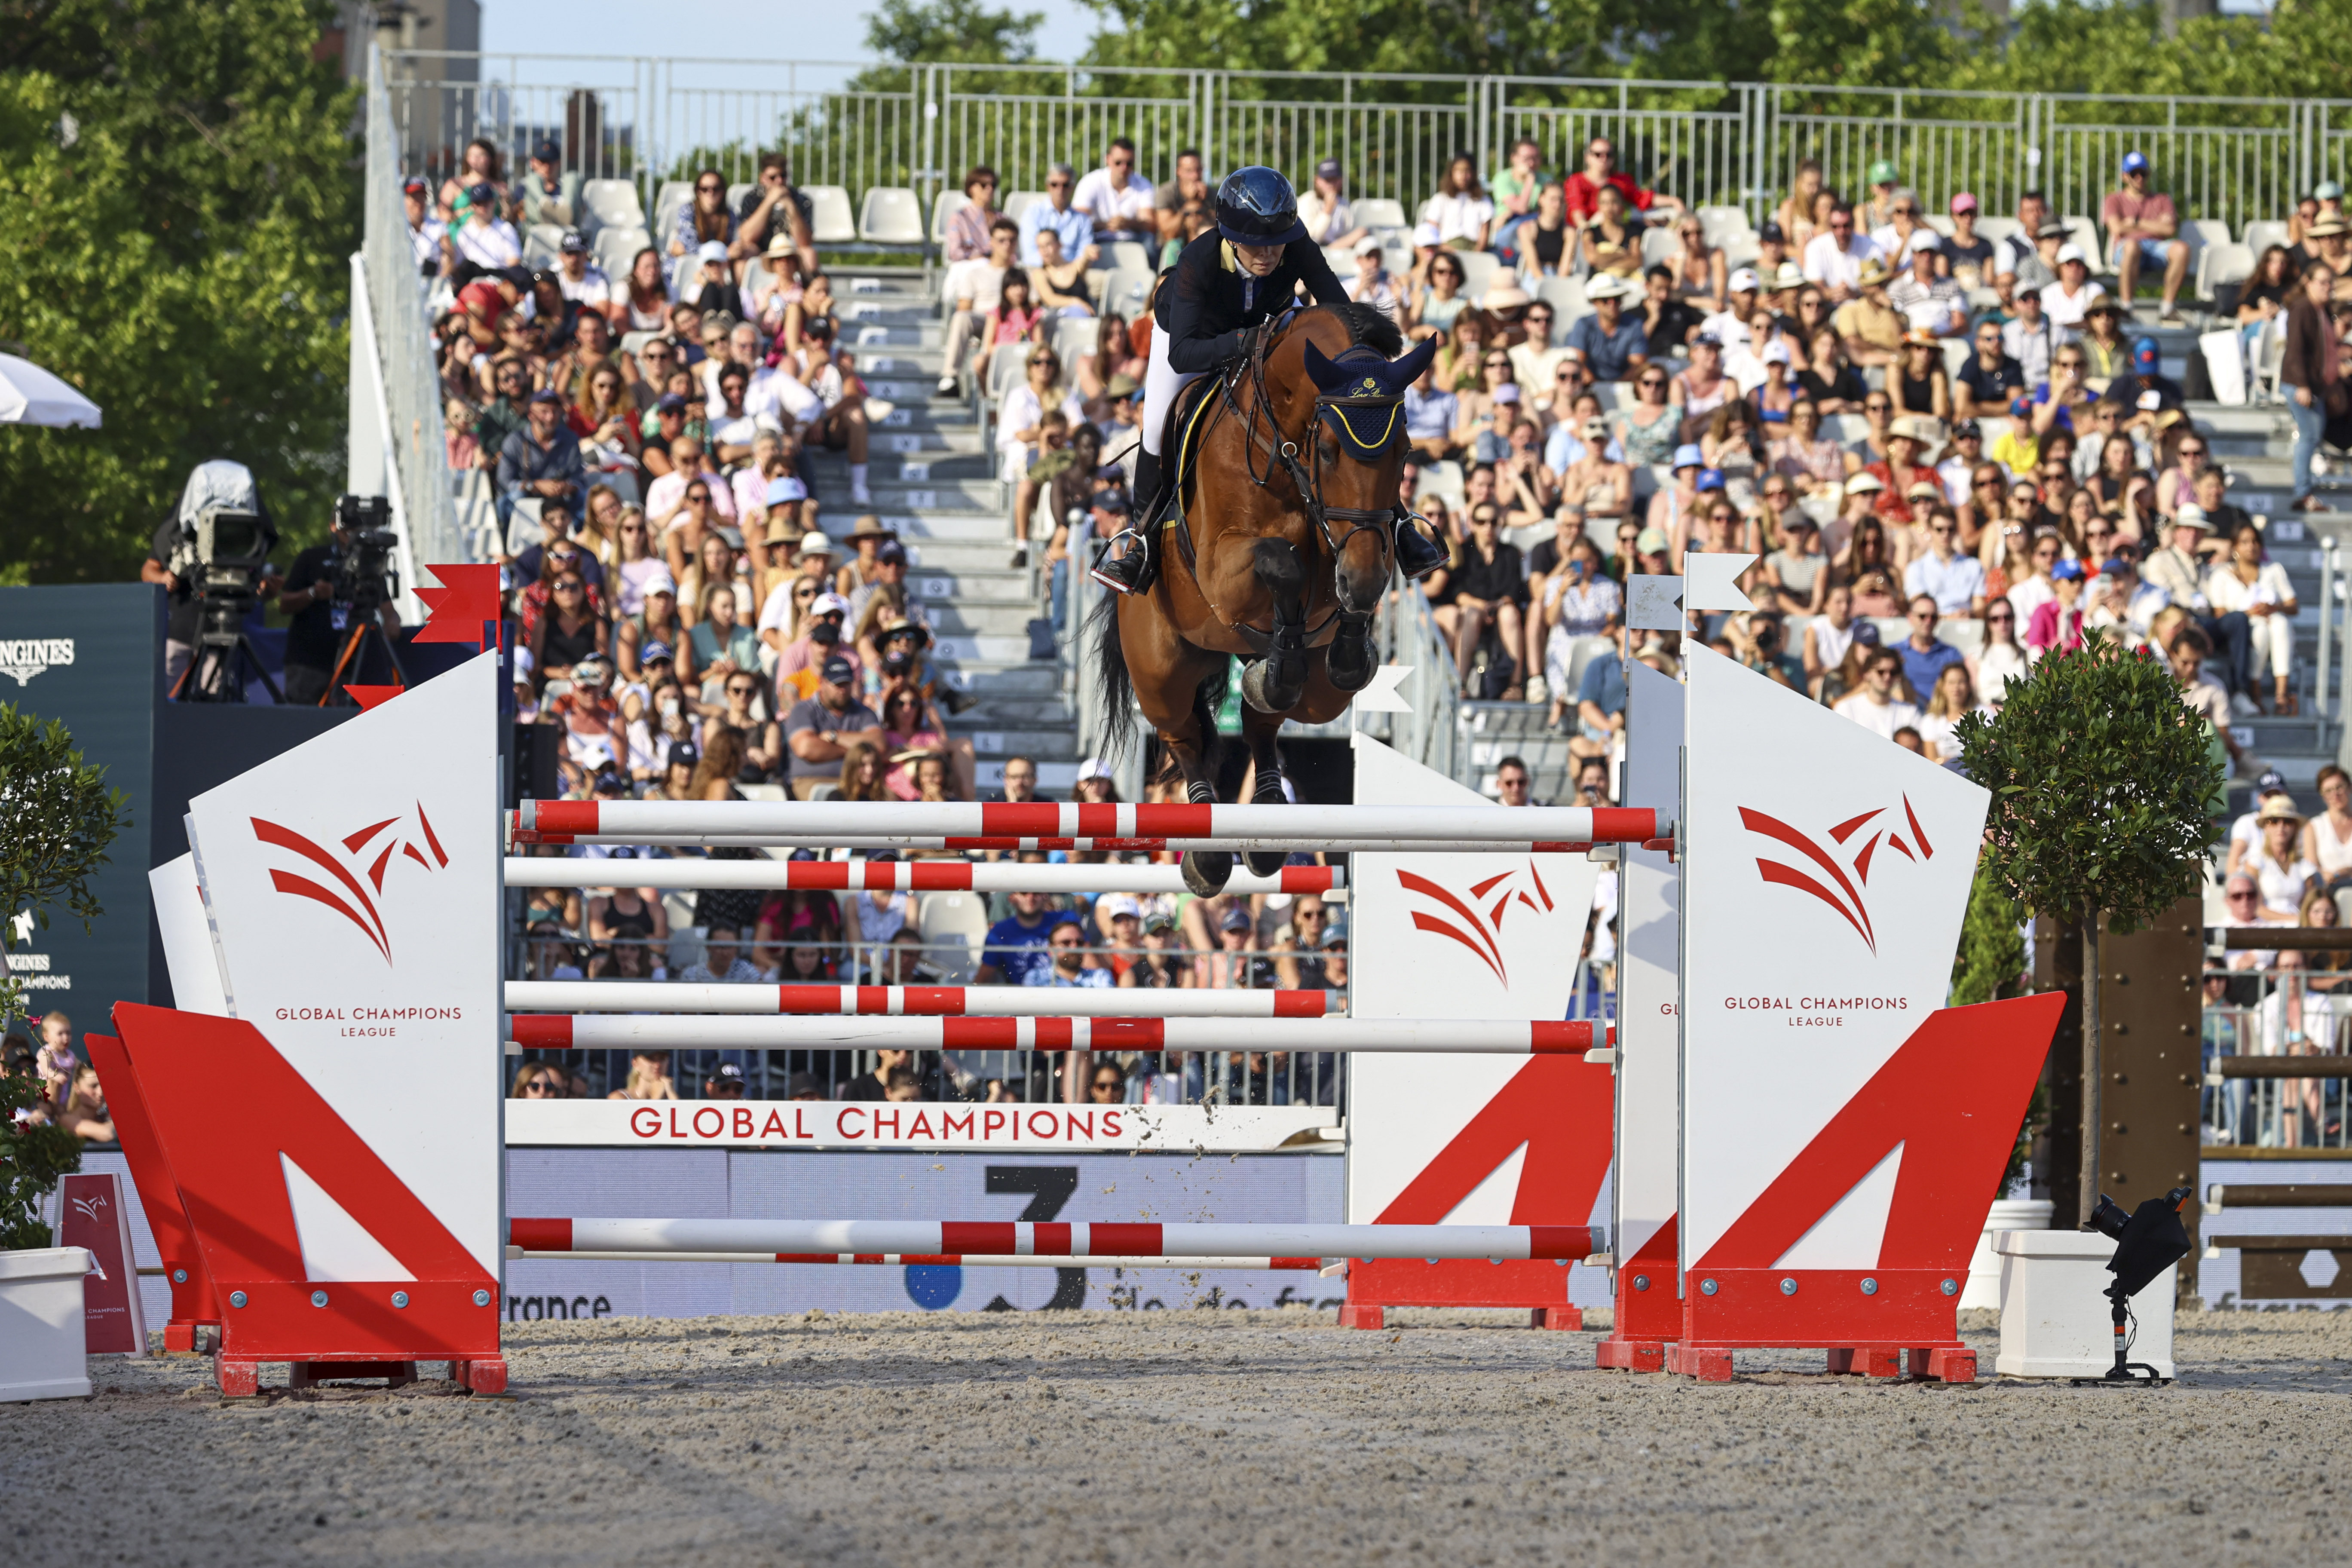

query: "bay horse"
left=1090, top=300, right=1437, bottom=895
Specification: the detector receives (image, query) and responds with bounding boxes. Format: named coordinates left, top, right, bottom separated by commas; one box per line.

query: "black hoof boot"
left=1245, top=769, right=1286, bottom=876
left=1182, top=850, right=1234, bottom=897
left=1327, top=616, right=1377, bottom=692
left=1394, top=517, right=1448, bottom=582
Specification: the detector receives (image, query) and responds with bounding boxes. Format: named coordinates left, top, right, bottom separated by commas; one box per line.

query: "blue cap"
left=1695, top=467, right=1726, bottom=493
left=2122, top=151, right=2149, bottom=175
left=2133, top=336, right=2161, bottom=370
left=2051, top=558, right=2086, bottom=581
left=1672, top=443, right=1703, bottom=470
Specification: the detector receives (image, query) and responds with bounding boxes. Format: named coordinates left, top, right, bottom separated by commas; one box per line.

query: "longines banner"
left=0, top=586, right=161, bottom=1024
left=183, top=651, right=504, bottom=1277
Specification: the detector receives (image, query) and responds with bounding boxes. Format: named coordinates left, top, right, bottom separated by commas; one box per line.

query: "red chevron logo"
left=250, top=805, right=450, bottom=963
left=1394, top=861, right=1559, bottom=989
left=1738, top=794, right=1936, bottom=955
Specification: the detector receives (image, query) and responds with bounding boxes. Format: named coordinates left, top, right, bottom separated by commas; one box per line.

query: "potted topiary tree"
left=0, top=704, right=129, bottom=1402
left=1957, top=631, right=2220, bottom=1228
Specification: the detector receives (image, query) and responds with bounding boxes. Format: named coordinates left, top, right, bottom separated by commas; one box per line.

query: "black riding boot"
left=1092, top=450, right=1162, bottom=595
left=1394, top=511, right=1448, bottom=581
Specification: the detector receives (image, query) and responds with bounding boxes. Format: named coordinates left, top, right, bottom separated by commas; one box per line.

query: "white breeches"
left=1141, top=324, right=1208, bottom=458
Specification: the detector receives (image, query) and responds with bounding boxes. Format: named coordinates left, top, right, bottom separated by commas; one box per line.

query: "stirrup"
left=1393, top=513, right=1448, bottom=581
left=1090, top=527, right=1156, bottom=595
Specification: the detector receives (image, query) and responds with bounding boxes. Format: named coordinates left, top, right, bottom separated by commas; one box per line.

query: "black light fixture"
left=2072, top=1186, right=2193, bottom=1387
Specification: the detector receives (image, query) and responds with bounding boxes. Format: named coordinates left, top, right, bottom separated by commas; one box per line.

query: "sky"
left=479, top=0, right=1102, bottom=93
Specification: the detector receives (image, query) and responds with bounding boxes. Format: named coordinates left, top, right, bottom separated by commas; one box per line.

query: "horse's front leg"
left=1238, top=705, right=1291, bottom=877
left=1239, top=537, right=1310, bottom=715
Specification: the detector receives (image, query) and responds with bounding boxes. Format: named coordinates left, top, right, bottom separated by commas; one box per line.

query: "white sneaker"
left=935, top=374, right=958, bottom=395
left=850, top=482, right=874, bottom=506
left=863, top=398, right=896, bottom=425
left=2231, top=692, right=2260, bottom=717
left=1525, top=675, right=1549, bottom=704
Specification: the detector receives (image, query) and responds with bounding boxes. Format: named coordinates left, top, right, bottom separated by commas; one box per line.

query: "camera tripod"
left=317, top=600, right=407, bottom=707
left=175, top=591, right=284, bottom=704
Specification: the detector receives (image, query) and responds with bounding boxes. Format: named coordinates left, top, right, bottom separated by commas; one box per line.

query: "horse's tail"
left=1088, top=587, right=1136, bottom=764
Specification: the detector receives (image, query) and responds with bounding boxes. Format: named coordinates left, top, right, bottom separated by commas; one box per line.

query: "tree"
left=1956, top=633, right=2220, bottom=1226
left=1949, top=852, right=2026, bottom=1009
left=0, top=0, right=359, bottom=586
left=0, top=704, right=127, bottom=1250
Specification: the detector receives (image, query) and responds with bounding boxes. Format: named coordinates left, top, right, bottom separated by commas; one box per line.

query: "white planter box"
left=1993, top=1229, right=2176, bottom=1379
left=1962, top=1199, right=2054, bottom=1309
left=0, top=1247, right=95, bottom=1403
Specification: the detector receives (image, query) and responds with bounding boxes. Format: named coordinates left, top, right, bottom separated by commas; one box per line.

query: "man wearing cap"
left=2039, top=243, right=2105, bottom=332
left=1855, top=160, right=1902, bottom=235
left=552, top=228, right=611, bottom=312
left=775, top=586, right=858, bottom=704
left=2146, top=504, right=2254, bottom=698
left=1753, top=221, right=1791, bottom=282
left=782, top=654, right=882, bottom=800
left=2101, top=334, right=2185, bottom=424
left=519, top=138, right=581, bottom=229
left=2104, top=151, right=2190, bottom=327
left=1802, top=200, right=1881, bottom=303
left=2086, top=545, right=2165, bottom=649
left=1889, top=232, right=1965, bottom=337
left=1344, top=236, right=1403, bottom=325
left=1566, top=274, right=1649, bottom=384
left=446, top=183, right=517, bottom=273
left=497, top=389, right=586, bottom=526
left=1833, top=259, right=1904, bottom=367
left=1700, top=268, right=1762, bottom=351
left=616, top=571, right=683, bottom=683
left=1645, top=444, right=1705, bottom=540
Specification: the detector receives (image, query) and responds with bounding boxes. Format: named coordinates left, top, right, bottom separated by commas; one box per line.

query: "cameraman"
left=143, top=459, right=276, bottom=694
left=278, top=503, right=401, bottom=705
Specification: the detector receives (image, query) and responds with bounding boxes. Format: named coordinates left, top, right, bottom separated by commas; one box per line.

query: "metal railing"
left=378, top=49, right=2352, bottom=242
left=361, top=48, right=471, bottom=576
left=2204, top=966, right=2352, bottom=1150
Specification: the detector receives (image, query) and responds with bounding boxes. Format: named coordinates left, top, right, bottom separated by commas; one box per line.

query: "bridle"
left=1220, top=310, right=1413, bottom=588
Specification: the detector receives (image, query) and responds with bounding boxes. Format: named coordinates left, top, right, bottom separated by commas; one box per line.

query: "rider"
left=1093, top=164, right=1449, bottom=595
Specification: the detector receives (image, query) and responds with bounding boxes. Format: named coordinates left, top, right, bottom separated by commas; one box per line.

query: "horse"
left=1090, top=300, right=1438, bottom=896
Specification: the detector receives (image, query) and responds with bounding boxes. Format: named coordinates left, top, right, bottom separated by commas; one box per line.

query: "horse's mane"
left=1327, top=300, right=1405, bottom=360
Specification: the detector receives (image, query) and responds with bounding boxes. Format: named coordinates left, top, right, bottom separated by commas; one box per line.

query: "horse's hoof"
left=1241, top=657, right=1305, bottom=715
left=1327, top=637, right=1376, bottom=692
left=1181, top=851, right=1234, bottom=897
left=1244, top=850, right=1286, bottom=876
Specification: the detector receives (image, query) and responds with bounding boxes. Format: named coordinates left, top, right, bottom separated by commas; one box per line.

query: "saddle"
left=1147, top=372, right=1224, bottom=535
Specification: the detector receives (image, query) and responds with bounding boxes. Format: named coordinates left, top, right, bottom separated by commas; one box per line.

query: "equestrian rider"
left=1093, top=165, right=1449, bottom=595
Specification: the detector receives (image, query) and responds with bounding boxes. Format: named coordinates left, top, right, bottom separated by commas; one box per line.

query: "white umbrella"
left=0, top=354, right=101, bottom=428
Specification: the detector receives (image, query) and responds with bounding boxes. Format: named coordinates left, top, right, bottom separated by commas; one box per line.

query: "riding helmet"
left=1214, top=166, right=1306, bottom=247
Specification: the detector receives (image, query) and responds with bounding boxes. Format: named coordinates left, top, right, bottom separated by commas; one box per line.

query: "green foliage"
left=1956, top=631, right=2220, bottom=937
left=1950, top=852, right=2027, bottom=1009
left=0, top=705, right=132, bottom=1034
left=0, top=1066, right=82, bottom=1251
left=869, top=0, right=1045, bottom=65
left=0, top=0, right=360, bottom=585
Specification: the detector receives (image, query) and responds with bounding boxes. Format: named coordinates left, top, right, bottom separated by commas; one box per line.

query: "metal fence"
left=378, top=49, right=2352, bottom=242
left=361, top=49, right=468, bottom=571
left=2203, top=966, right=2352, bottom=1150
